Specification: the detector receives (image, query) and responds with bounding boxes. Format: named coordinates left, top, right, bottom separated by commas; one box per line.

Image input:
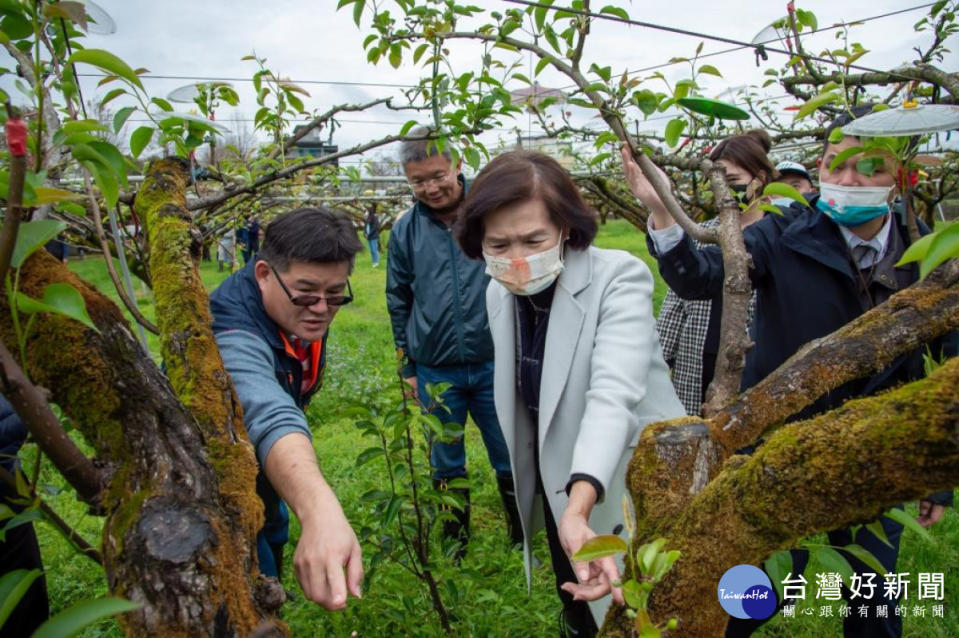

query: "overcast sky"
left=3, top=0, right=955, bottom=164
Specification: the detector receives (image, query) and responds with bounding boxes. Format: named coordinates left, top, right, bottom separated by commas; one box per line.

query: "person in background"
left=217, top=224, right=237, bottom=273
left=44, top=234, right=68, bottom=264
left=457, top=150, right=684, bottom=636
left=364, top=206, right=381, bottom=267
left=775, top=160, right=816, bottom=194
left=0, top=395, right=50, bottom=636
left=651, top=130, right=775, bottom=415
left=210, top=207, right=364, bottom=610
left=243, top=215, right=260, bottom=264
left=386, top=127, right=518, bottom=559
left=623, top=105, right=954, bottom=638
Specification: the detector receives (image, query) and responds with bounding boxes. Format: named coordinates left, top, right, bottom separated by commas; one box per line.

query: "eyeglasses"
left=270, top=264, right=354, bottom=307
left=408, top=171, right=451, bottom=191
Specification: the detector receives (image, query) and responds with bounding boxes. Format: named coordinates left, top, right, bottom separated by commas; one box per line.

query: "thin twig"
left=83, top=174, right=160, bottom=335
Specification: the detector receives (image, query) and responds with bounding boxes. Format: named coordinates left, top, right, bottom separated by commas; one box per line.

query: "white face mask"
left=816, top=183, right=894, bottom=227
left=483, top=239, right=565, bottom=296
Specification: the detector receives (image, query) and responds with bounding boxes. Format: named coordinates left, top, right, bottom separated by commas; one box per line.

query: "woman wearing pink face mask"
left=456, top=151, right=684, bottom=636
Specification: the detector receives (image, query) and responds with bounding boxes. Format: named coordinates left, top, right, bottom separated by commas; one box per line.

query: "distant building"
left=288, top=125, right=339, bottom=164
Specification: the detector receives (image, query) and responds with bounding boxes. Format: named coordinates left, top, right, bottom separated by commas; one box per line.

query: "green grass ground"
left=22, top=219, right=958, bottom=636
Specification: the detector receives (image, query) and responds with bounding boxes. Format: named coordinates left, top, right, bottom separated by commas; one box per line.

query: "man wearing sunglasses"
left=210, top=207, right=364, bottom=611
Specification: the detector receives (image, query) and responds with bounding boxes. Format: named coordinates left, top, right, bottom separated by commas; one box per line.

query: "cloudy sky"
left=3, top=0, right=955, bottom=164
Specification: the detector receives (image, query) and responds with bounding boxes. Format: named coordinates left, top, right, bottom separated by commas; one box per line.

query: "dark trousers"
left=543, top=497, right=598, bottom=638
left=726, top=514, right=904, bottom=638
left=1, top=480, right=49, bottom=637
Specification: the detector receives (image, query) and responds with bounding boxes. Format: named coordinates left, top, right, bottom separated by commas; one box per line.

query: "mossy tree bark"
left=0, top=158, right=282, bottom=636
left=599, top=262, right=959, bottom=637
left=600, top=356, right=959, bottom=637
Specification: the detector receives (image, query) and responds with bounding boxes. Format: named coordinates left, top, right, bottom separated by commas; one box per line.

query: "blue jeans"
left=255, top=474, right=290, bottom=579
left=368, top=237, right=380, bottom=266
left=416, top=361, right=512, bottom=480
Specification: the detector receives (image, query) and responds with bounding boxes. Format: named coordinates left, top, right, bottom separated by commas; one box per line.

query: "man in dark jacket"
left=387, top=128, right=518, bottom=556
left=623, top=107, right=954, bottom=637
left=0, top=395, right=50, bottom=636
left=210, top=207, right=364, bottom=610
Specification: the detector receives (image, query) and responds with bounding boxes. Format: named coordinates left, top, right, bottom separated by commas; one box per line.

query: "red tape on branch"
left=5, top=117, right=27, bottom=156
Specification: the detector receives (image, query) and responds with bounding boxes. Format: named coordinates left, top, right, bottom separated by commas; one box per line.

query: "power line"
left=76, top=73, right=419, bottom=90
left=504, top=0, right=936, bottom=85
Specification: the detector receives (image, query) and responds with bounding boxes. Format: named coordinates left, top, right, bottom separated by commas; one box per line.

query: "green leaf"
left=355, top=446, right=385, bottom=466
left=811, top=547, right=854, bottom=584
left=11, top=220, right=67, bottom=269
left=795, top=90, right=840, bottom=120
left=112, top=106, right=135, bottom=134
left=764, top=550, right=792, bottom=603
left=0, top=14, right=32, bottom=40
left=828, top=127, right=844, bottom=144
left=81, top=159, right=119, bottom=210
left=150, top=97, right=174, bottom=112
left=68, top=49, right=144, bottom=91
left=841, top=543, right=888, bottom=576
left=534, top=56, right=551, bottom=76
left=632, top=89, right=659, bottom=117
left=571, top=534, right=627, bottom=562
left=762, top=182, right=809, bottom=207
left=352, top=0, right=365, bottom=26
left=827, top=145, right=865, bottom=172
left=758, top=203, right=785, bottom=216
left=87, top=141, right=129, bottom=186
left=638, top=538, right=667, bottom=573
left=382, top=495, right=403, bottom=526
left=664, top=118, right=686, bottom=148
left=896, top=230, right=936, bottom=267
left=100, top=88, right=127, bottom=108
left=412, top=43, right=429, bottom=64
left=795, top=8, right=818, bottom=31
left=865, top=520, right=894, bottom=549
left=698, top=64, right=722, bottom=77
left=15, top=283, right=98, bottom=331
left=599, top=5, right=629, bottom=20
left=918, top=221, right=959, bottom=278
left=0, top=569, right=42, bottom=628
left=639, top=624, right=661, bottom=638
left=129, top=126, right=154, bottom=159
left=621, top=579, right=646, bottom=610
left=31, top=187, right=81, bottom=206
left=32, top=597, right=139, bottom=638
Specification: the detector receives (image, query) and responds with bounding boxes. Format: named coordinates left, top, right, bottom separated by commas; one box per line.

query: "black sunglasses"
left=270, top=264, right=354, bottom=307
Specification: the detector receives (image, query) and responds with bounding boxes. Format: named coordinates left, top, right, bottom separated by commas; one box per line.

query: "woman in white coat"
left=455, top=151, right=684, bottom=636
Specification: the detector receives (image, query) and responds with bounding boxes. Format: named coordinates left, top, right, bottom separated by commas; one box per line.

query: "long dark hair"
left=709, top=129, right=777, bottom=186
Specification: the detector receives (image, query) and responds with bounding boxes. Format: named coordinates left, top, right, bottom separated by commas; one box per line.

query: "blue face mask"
left=816, top=182, right=894, bottom=227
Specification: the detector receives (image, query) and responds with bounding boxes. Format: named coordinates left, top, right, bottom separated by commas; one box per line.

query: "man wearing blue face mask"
left=622, top=105, right=955, bottom=638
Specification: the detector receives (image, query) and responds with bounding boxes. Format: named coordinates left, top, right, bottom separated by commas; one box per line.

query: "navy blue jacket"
left=386, top=179, right=494, bottom=377
left=0, top=395, right=26, bottom=473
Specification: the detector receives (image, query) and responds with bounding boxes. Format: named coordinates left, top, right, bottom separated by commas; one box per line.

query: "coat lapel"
left=538, top=247, right=590, bottom=443
left=487, top=284, right=516, bottom=453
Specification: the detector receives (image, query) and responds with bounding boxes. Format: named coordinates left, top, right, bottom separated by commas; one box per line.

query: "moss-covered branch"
left=712, top=259, right=959, bottom=453
left=604, top=355, right=959, bottom=637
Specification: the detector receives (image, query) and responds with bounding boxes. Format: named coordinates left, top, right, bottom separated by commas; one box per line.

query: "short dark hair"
left=398, top=126, right=452, bottom=167
left=708, top=129, right=777, bottom=186
left=456, top=150, right=598, bottom=259
left=822, top=103, right=918, bottom=158
left=258, top=207, right=363, bottom=272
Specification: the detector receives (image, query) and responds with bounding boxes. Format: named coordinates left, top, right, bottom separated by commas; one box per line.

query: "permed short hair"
left=456, top=150, right=598, bottom=259
left=258, top=207, right=363, bottom=273
left=397, top=126, right=452, bottom=167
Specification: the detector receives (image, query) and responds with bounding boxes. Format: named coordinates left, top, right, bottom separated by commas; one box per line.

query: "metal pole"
left=107, top=206, right=150, bottom=351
